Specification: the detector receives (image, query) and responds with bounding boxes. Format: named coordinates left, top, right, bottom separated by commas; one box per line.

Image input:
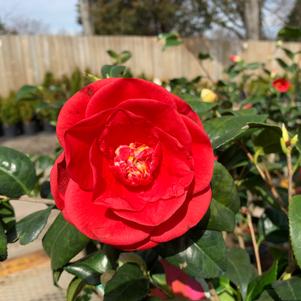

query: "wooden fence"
left=0, top=35, right=301, bottom=96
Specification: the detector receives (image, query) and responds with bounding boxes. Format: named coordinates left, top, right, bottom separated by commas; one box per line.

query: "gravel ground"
left=0, top=133, right=58, bottom=155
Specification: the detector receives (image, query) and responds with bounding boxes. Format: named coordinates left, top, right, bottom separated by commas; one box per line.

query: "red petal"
left=64, top=109, right=112, bottom=190
left=50, top=152, right=69, bottom=210
left=93, top=126, right=194, bottom=211
left=113, top=192, right=188, bottom=227
left=85, top=78, right=177, bottom=117
left=161, top=260, right=206, bottom=300
left=151, top=187, right=212, bottom=243
left=63, top=179, right=150, bottom=247
left=57, top=79, right=117, bottom=147
left=173, top=94, right=202, bottom=125
left=183, top=115, right=215, bottom=193
left=117, top=99, right=191, bottom=148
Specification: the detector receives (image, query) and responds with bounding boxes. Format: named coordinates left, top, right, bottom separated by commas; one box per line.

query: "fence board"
left=0, top=35, right=301, bottom=96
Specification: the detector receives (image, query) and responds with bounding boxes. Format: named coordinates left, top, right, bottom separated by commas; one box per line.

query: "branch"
left=245, top=208, right=262, bottom=275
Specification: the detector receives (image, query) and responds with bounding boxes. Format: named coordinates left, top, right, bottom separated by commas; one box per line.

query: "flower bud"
left=229, top=55, right=242, bottom=63
left=291, top=134, right=298, bottom=146
left=201, top=88, right=218, bottom=103
left=282, top=124, right=290, bottom=143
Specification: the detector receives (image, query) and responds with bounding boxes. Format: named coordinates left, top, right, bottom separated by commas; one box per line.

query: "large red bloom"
left=50, top=78, right=214, bottom=250
left=272, top=78, right=291, bottom=93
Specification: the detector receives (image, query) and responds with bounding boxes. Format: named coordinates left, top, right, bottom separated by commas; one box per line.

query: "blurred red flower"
left=272, top=78, right=291, bottom=93
left=151, top=260, right=207, bottom=300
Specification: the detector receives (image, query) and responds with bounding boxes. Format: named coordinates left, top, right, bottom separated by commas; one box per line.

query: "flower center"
left=113, top=142, right=159, bottom=187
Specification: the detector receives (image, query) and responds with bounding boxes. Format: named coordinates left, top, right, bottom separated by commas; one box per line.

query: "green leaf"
left=253, top=126, right=282, bottom=154
left=272, top=277, right=301, bottom=300
left=256, top=290, right=275, bottom=301
left=0, top=221, right=7, bottom=261
left=277, top=26, right=301, bottom=41
left=163, top=230, right=226, bottom=279
left=65, top=252, right=111, bottom=285
left=16, top=206, right=52, bottom=245
left=67, top=277, right=86, bottom=301
left=0, top=146, right=37, bottom=198
left=106, top=49, right=118, bottom=60
left=282, top=47, right=295, bottom=60
left=16, top=85, right=40, bottom=101
left=104, top=263, right=149, bottom=301
left=225, top=248, right=256, bottom=300
left=204, top=115, right=267, bottom=149
left=276, top=58, right=288, bottom=70
left=42, top=213, right=90, bottom=270
left=101, top=65, right=130, bottom=78
left=205, top=162, right=240, bottom=232
left=206, top=199, right=235, bottom=232
left=246, top=261, right=278, bottom=301
left=0, top=201, right=16, bottom=243
left=289, top=195, right=301, bottom=269
left=182, top=94, right=216, bottom=115
left=119, top=50, right=132, bottom=64
left=198, top=52, right=211, bottom=61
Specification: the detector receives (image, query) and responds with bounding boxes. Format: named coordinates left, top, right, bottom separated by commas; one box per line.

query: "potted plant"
left=0, top=93, right=21, bottom=137
left=19, top=102, right=37, bottom=135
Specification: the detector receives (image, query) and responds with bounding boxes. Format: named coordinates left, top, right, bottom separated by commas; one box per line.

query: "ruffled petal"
left=64, top=109, right=112, bottom=190
left=57, top=79, right=117, bottom=147
left=113, top=192, right=188, bottom=227
left=183, top=115, right=215, bottom=193
left=85, top=78, right=177, bottom=117
left=50, top=152, right=69, bottom=210
left=150, top=187, right=212, bottom=243
left=173, top=94, right=202, bottom=125
left=93, top=122, right=194, bottom=210
left=117, top=98, right=191, bottom=148
left=63, top=180, right=150, bottom=247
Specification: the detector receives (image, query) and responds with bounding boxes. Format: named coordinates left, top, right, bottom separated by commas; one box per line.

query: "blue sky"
left=0, top=0, right=81, bottom=34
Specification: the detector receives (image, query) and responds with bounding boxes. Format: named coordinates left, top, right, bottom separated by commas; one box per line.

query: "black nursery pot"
left=42, top=119, right=56, bottom=133
left=3, top=124, right=18, bottom=138
left=23, top=120, right=38, bottom=136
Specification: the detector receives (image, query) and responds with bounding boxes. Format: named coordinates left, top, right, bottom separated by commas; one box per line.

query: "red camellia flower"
left=151, top=260, right=207, bottom=300
left=50, top=78, right=214, bottom=250
left=272, top=78, right=291, bottom=93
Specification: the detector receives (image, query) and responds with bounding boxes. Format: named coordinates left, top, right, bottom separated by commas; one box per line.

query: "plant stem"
left=234, top=224, right=246, bottom=249
left=287, top=150, right=293, bottom=203
left=246, top=210, right=262, bottom=275
left=239, top=142, right=287, bottom=213
left=208, top=282, right=220, bottom=301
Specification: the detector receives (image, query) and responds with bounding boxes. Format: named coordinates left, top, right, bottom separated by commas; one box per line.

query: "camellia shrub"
left=1, top=41, right=301, bottom=301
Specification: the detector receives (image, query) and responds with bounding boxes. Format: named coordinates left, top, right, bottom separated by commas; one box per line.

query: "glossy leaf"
left=0, top=146, right=37, bottom=198
left=42, top=213, right=90, bottom=270
left=272, top=277, right=301, bottom=300
left=182, top=94, right=216, bottom=115
left=164, top=230, right=226, bottom=279
left=207, top=162, right=240, bottom=231
left=65, top=252, right=111, bottom=285
left=225, top=248, right=256, bottom=300
left=246, top=261, right=278, bottom=301
left=0, top=222, right=7, bottom=261
left=289, top=195, right=301, bottom=269
left=104, top=263, right=149, bottom=301
left=67, top=277, right=86, bottom=301
left=204, top=115, right=267, bottom=149
left=16, top=206, right=53, bottom=245
left=253, top=126, right=282, bottom=154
